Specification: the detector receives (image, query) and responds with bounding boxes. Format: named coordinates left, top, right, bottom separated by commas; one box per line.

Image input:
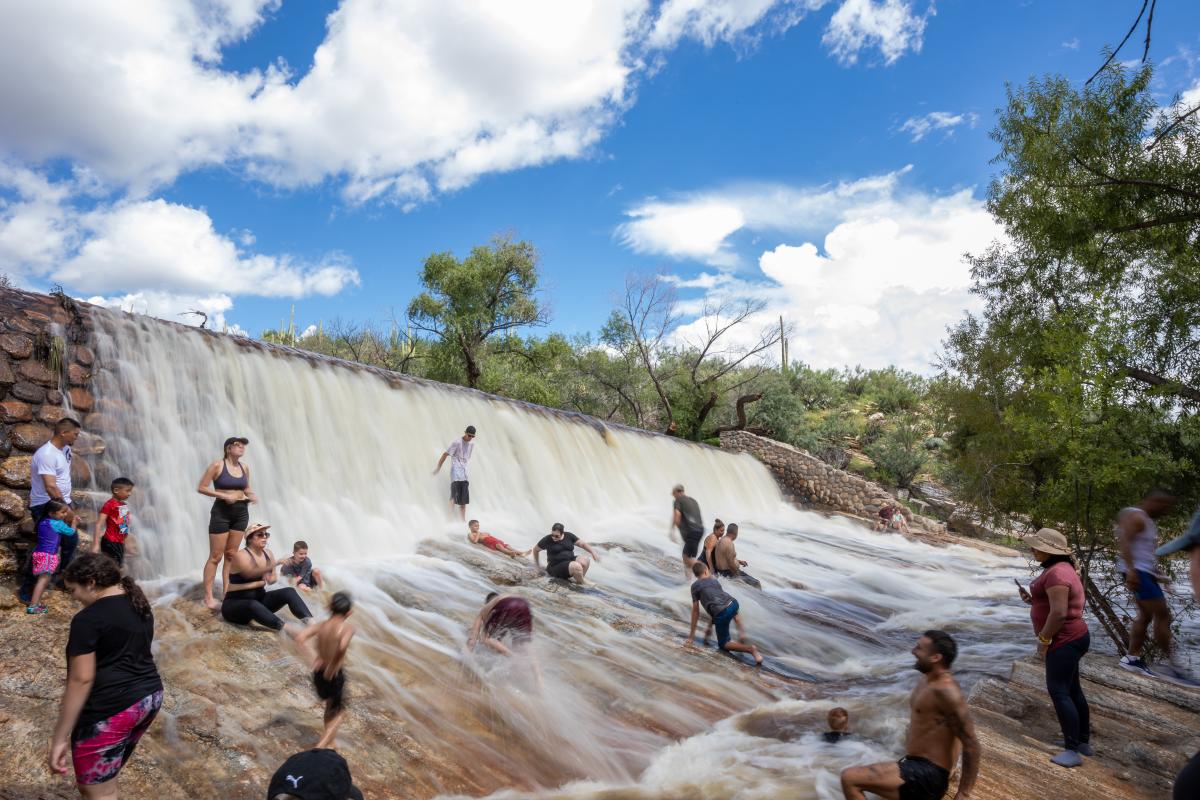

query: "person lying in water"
left=713, top=524, right=762, bottom=589
left=823, top=706, right=852, bottom=743
left=685, top=562, right=763, bottom=665
left=466, top=520, right=529, bottom=559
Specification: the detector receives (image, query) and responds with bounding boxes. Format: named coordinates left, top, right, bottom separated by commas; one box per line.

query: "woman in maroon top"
left=1017, top=527, right=1091, bottom=768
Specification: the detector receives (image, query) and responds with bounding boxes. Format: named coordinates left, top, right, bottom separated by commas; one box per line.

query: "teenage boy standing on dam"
left=434, top=425, right=476, bottom=521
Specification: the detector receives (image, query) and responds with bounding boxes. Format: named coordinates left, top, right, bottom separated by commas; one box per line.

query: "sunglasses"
left=252, top=531, right=270, bottom=539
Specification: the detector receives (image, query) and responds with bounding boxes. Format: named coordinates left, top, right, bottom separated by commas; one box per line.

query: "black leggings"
left=1045, top=631, right=1090, bottom=750
left=221, top=587, right=311, bottom=630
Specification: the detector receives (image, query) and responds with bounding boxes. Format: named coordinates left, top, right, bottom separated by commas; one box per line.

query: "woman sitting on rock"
left=49, top=553, right=164, bottom=797
left=221, top=523, right=312, bottom=632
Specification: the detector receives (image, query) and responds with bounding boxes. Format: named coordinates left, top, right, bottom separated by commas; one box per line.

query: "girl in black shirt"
left=50, top=553, right=164, bottom=794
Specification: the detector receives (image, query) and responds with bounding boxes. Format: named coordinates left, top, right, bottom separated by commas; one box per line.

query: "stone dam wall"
left=0, top=288, right=102, bottom=572
left=719, top=429, right=945, bottom=533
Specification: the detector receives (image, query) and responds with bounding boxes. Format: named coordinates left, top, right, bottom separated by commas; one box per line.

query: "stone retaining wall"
left=0, top=287, right=101, bottom=573
left=719, top=429, right=944, bottom=533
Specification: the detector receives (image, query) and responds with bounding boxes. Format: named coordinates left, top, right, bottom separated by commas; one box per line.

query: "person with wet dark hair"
left=840, top=631, right=979, bottom=800
left=671, top=484, right=705, bottom=580
left=823, top=707, right=852, bottom=744
left=685, top=561, right=763, bottom=665
left=699, top=518, right=725, bottom=570
left=198, top=435, right=258, bottom=610
left=49, top=553, right=163, bottom=796
left=434, top=425, right=477, bottom=521
left=713, top=524, right=761, bottom=589
left=295, top=592, right=356, bottom=749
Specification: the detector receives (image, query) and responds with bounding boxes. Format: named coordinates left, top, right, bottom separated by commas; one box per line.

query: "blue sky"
left=2, top=1, right=1198, bottom=371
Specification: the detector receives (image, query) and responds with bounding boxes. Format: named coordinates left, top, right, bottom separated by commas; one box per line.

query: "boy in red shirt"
left=92, top=477, right=134, bottom=567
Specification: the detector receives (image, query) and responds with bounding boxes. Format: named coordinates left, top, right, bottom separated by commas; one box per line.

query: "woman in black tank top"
left=197, top=437, right=258, bottom=610
left=220, top=523, right=311, bottom=630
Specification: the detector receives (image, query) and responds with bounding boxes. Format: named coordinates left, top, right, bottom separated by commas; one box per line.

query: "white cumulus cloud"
left=0, top=0, right=936, bottom=206
left=899, top=110, right=979, bottom=142
left=822, top=0, right=929, bottom=66
left=638, top=173, right=1002, bottom=373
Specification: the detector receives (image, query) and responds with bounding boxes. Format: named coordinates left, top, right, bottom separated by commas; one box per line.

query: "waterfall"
left=86, top=308, right=1032, bottom=798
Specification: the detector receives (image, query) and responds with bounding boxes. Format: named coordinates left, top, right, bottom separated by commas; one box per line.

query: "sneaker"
left=25, top=604, right=48, bottom=615
left=1118, top=655, right=1153, bottom=676
left=1057, top=741, right=1094, bottom=757
left=1051, top=750, right=1083, bottom=768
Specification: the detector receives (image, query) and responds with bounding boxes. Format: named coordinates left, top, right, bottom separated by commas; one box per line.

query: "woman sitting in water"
left=221, top=523, right=312, bottom=632
left=532, top=522, right=600, bottom=585
left=1017, top=527, right=1091, bottom=769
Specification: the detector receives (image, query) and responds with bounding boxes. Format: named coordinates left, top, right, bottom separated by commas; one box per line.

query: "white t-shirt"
left=445, top=438, right=474, bottom=482
left=1115, top=507, right=1158, bottom=574
left=30, top=441, right=73, bottom=506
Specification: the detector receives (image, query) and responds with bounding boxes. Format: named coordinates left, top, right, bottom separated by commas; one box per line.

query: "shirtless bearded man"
left=841, top=630, right=980, bottom=800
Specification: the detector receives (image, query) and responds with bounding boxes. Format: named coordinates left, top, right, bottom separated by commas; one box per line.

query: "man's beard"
left=913, top=659, right=932, bottom=674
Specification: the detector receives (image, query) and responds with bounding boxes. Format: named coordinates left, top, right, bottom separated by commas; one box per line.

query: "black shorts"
left=100, top=538, right=125, bottom=566
left=209, top=500, right=249, bottom=534
left=682, top=528, right=704, bottom=559
left=547, top=560, right=573, bottom=580
left=313, top=668, right=347, bottom=713
left=898, top=755, right=949, bottom=800
left=450, top=480, right=470, bottom=506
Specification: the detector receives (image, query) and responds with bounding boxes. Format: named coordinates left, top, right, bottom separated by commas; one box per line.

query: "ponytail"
left=64, top=553, right=153, bottom=618
left=121, top=576, right=152, bottom=618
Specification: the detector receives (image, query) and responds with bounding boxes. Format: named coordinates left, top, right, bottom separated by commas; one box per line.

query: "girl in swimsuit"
left=197, top=436, right=258, bottom=610
left=220, top=523, right=312, bottom=631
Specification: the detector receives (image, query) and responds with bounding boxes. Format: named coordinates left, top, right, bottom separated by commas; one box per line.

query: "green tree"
left=866, top=414, right=927, bottom=489
left=407, top=235, right=549, bottom=389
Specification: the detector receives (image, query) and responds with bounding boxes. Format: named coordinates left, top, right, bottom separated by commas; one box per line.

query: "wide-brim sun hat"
left=246, top=522, right=271, bottom=537
left=1025, top=527, right=1072, bottom=556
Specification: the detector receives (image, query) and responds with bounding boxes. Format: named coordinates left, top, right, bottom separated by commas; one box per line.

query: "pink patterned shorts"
left=72, top=690, right=163, bottom=785
left=31, top=551, right=59, bottom=576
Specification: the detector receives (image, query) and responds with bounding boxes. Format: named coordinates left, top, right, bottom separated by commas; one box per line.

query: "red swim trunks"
left=484, top=597, right=532, bottom=644
left=480, top=535, right=506, bottom=551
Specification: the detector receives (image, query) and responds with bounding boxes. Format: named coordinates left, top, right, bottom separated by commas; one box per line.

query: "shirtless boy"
left=467, top=520, right=529, bottom=559
left=468, top=592, right=533, bottom=656
left=840, top=631, right=980, bottom=800
left=713, top=525, right=761, bottom=589
left=295, top=591, right=356, bottom=749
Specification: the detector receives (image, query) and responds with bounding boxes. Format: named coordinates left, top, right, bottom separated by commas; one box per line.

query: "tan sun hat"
left=246, top=522, right=271, bottom=537
left=1025, top=527, right=1071, bottom=555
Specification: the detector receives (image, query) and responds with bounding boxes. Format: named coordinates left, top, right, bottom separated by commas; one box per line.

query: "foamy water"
left=87, top=310, right=1033, bottom=798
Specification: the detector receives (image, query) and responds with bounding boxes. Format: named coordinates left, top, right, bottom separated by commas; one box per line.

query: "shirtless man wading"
left=841, top=630, right=980, bottom=800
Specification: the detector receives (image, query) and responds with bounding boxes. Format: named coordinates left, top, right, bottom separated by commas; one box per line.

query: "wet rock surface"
left=957, top=656, right=1199, bottom=799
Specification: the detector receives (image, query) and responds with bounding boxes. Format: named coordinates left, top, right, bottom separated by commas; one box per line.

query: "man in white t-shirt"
left=19, top=417, right=81, bottom=602
left=433, top=425, right=476, bottom=520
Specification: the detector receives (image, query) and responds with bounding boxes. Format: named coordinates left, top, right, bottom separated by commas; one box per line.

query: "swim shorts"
left=450, top=480, right=470, bottom=505
left=100, top=538, right=125, bottom=566
left=208, top=499, right=249, bottom=534
left=717, top=569, right=762, bottom=589
left=313, top=668, right=347, bottom=713
left=1124, top=570, right=1166, bottom=601
left=484, top=596, right=533, bottom=645
left=681, top=528, right=704, bottom=559
left=32, top=551, right=59, bottom=575
left=712, top=599, right=739, bottom=649
left=547, top=560, right=573, bottom=580
left=898, top=755, right=949, bottom=800
left=72, top=690, right=163, bottom=785
left=480, top=535, right=504, bottom=551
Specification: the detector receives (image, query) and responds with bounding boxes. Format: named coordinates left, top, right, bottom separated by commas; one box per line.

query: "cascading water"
left=86, top=309, right=1034, bottom=798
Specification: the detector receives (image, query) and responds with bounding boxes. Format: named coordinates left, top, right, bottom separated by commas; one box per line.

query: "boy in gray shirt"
left=280, top=540, right=324, bottom=591
left=685, top=562, right=762, bottom=664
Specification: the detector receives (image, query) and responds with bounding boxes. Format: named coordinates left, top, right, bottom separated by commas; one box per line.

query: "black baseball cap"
left=224, top=436, right=249, bottom=450
left=267, top=749, right=363, bottom=800
left=465, top=425, right=477, bottom=435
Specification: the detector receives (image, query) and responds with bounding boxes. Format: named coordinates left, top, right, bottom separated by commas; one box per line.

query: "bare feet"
left=204, top=597, right=221, bottom=611
left=751, top=645, right=764, bottom=665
